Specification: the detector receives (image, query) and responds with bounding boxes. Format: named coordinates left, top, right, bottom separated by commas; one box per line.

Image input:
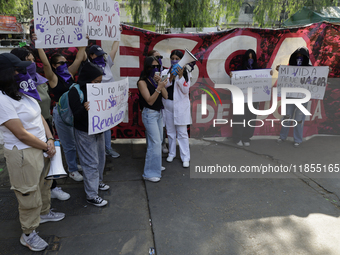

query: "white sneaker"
left=40, top=209, right=65, bottom=224
left=106, top=148, right=120, bottom=158
left=87, top=196, right=108, bottom=207
left=243, top=142, right=250, bottom=147
left=162, top=144, right=169, bottom=153
left=161, top=166, right=166, bottom=171
left=183, top=161, right=190, bottom=168
left=51, top=187, right=70, bottom=201
left=167, top=156, right=174, bottom=162
left=99, top=182, right=110, bottom=191
left=236, top=141, right=243, bottom=146
left=20, top=230, right=48, bottom=252
left=144, top=177, right=161, bottom=182
left=77, top=164, right=83, bottom=172
left=69, top=171, right=83, bottom=181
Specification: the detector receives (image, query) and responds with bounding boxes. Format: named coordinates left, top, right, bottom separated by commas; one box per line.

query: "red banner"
left=0, top=15, right=23, bottom=33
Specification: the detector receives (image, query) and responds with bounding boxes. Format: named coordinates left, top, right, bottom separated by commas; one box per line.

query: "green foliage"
left=253, top=0, right=338, bottom=27
left=0, top=0, right=32, bottom=22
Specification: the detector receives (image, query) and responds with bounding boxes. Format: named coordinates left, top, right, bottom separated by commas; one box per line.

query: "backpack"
left=57, top=83, right=84, bottom=126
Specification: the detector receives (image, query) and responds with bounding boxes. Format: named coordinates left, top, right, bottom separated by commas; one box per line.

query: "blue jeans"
left=104, top=129, right=112, bottom=151
left=74, top=129, right=105, bottom=200
left=279, top=102, right=308, bottom=143
left=53, top=106, right=78, bottom=173
left=142, top=108, right=163, bottom=179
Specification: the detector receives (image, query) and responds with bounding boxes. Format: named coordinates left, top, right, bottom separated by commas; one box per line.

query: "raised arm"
left=109, top=41, right=119, bottom=62
left=68, top=46, right=86, bottom=77
left=37, top=48, right=58, bottom=88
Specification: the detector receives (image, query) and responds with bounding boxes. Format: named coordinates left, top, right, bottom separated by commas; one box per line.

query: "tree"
left=0, top=0, right=32, bottom=22
left=123, top=0, right=338, bottom=29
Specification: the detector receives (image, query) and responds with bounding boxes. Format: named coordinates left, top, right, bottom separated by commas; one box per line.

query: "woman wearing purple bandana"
left=11, top=47, right=71, bottom=201
left=138, top=56, right=168, bottom=182
left=32, top=33, right=87, bottom=183
left=276, top=47, right=311, bottom=148
left=87, top=37, right=121, bottom=159
left=0, top=53, right=65, bottom=252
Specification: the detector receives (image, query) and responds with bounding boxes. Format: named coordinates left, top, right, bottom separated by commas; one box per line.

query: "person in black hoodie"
left=276, top=47, right=311, bottom=148
left=68, top=62, right=109, bottom=207
left=231, top=49, right=260, bottom=146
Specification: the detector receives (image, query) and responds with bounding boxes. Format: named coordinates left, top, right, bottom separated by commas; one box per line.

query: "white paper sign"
left=231, top=69, right=273, bottom=102
left=84, top=0, right=120, bottom=41
left=87, top=78, right=129, bottom=135
left=33, top=0, right=88, bottom=48
left=277, top=65, right=329, bottom=99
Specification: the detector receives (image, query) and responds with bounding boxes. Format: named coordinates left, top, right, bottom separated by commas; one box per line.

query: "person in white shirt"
left=163, top=50, right=191, bottom=168
left=0, top=53, right=64, bottom=252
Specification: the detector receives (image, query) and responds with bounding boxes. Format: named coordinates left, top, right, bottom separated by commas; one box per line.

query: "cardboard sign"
left=87, top=78, right=129, bottom=135
left=231, top=69, right=273, bottom=102
left=33, top=0, right=88, bottom=48
left=84, top=0, right=120, bottom=41
left=277, top=65, right=329, bottom=99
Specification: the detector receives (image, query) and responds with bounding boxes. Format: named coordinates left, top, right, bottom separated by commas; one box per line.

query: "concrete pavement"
left=0, top=136, right=340, bottom=254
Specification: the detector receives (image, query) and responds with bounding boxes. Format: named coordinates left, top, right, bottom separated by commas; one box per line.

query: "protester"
left=163, top=50, right=191, bottom=168
left=88, top=41, right=121, bottom=158
left=10, top=47, right=70, bottom=201
left=0, top=53, right=65, bottom=252
left=276, top=47, right=311, bottom=147
left=138, top=56, right=168, bottom=182
left=34, top=35, right=86, bottom=181
left=147, top=50, right=169, bottom=154
left=69, top=62, right=109, bottom=206
left=231, top=49, right=261, bottom=147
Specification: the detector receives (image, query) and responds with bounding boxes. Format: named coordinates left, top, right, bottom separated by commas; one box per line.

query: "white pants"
left=163, top=99, right=190, bottom=162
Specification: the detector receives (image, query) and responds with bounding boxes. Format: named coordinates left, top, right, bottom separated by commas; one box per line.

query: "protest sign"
left=33, top=0, right=87, bottom=48
left=277, top=65, right=329, bottom=99
left=231, top=69, right=273, bottom=102
left=87, top=78, right=129, bottom=135
left=84, top=0, right=120, bottom=41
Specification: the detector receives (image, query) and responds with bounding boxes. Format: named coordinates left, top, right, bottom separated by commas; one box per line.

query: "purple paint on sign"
left=114, top=2, right=120, bottom=16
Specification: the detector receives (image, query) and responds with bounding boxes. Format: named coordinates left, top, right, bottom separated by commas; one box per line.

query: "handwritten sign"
left=231, top=69, right=273, bottom=102
left=87, top=78, right=129, bottom=135
left=84, top=0, right=120, bottom=41
left=33, top=0, right=88, bottom=48
left=277, top=65, right=329, bottom=99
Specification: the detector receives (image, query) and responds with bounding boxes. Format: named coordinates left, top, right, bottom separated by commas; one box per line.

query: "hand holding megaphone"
left=170, top=48, right=198, bottom=77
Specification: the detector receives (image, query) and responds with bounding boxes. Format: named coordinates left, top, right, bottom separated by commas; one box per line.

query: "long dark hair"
left=10, top=48, right=31, bottom=61
left=0, top=67, right=21, bottom=101
left=138, top=56, right=158, bottom=83
left=240, top=49, right=258, bottom=70
left=170, top=50, right=189, bottom=83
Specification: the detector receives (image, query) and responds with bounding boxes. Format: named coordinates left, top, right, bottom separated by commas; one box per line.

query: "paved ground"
left=0, top=136, right=340, bottom=254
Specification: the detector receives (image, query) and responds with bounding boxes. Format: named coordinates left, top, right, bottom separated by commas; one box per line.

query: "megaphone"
left=171, top=48, right=198, bottom=76
left=45, top=140, right=68, bottom=180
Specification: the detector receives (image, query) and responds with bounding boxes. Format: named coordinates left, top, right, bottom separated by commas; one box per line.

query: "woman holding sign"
left=231, top=49, right=261, bottom=147
left=34, top=36, right=86, bottom=182
left=68, top=62, right=109, bottom=207
left=138, top=56, right=168, bottom=182
left=276, top=47, right=311, bottom=147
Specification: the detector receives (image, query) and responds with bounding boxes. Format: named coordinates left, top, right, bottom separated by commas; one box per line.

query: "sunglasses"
left=152, top=65, right=161, bottom=69
left=56, top=61, right=67, bottom=65
left=156, top=56, right=163, bottom=59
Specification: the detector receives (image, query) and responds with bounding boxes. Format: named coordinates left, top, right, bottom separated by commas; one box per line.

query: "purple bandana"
left=92, top=56, right=106, bottom=75
left=15, top=73, right=41, bottom=101
left=26, top=62, right=48, bottom=87
left=55, top=63, right=72, bottom=83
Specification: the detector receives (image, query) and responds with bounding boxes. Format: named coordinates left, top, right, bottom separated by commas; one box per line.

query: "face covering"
left=15, top=73, right=41, bottom=101
left=296, top=56, right=303, bottom=66
left=55, top=63, right=72, bottom=83
left=26, top=62, right=48, bottom=87
left=148, top=67, right=159, bottom=88
left=92, top=55, right=106, bottom=75
left=248, top=58, right=254, bottom=68
left=171, top=59, right=180, bottom=66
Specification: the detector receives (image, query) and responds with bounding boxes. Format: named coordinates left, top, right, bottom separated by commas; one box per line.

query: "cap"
left=0, top=53, right=31, bottom=70
left=88, top=45, right=106, bottom=56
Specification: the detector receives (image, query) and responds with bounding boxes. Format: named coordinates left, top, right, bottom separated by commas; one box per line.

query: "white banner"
left=84, top=0, right=120, bottom=41
left=277, top=65, right=329, bottom=99
left=87, top=78, right=129, bottom=135
left=33, top=0, right=88, bottom=48
left=231, top=69, right=273, bottom=103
